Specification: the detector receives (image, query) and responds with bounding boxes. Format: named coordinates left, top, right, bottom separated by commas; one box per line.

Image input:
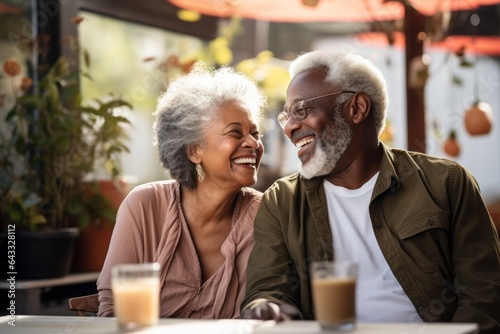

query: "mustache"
left=290, top=129, right=316, bottom=142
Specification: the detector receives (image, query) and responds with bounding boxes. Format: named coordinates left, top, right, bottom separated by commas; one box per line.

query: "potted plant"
left=0, top=39, right=132, bottom=278
left=71, top=177, right=132, bottom=273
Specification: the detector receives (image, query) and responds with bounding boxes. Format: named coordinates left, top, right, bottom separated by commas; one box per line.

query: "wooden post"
left=404, top=4, right=427, bottom=152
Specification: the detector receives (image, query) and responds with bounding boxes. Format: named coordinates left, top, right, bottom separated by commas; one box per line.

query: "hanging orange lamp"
left=464, top=100, right=494, bottom=136
left=463, top=13, right=495, bottom=136
left=443, top=129, right=461, bottom=157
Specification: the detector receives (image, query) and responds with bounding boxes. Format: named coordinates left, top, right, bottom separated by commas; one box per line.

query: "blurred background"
left=2, top=0, right=499, bottom=196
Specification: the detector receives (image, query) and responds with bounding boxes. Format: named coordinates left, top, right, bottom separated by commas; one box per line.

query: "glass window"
left=78, top=11, right=207, bottom=184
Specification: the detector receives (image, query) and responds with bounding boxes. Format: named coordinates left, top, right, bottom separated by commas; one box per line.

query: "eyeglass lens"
left=277, top=91, right=355, bottom=129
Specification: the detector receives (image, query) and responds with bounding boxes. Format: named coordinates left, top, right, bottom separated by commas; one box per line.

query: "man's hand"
left=240, top=301, right=303, bottom=321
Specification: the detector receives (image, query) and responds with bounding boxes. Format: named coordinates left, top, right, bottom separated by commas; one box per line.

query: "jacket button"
left=374, top=222, right=382, bottom=228
left=427, top=218, right=435, bottom=225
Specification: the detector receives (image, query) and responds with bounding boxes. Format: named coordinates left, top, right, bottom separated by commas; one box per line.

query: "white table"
left=0, top=316, right=479, bottom=334
left=0, top=272, right=99, bottom=314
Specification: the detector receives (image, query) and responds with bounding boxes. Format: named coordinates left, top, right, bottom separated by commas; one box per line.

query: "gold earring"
left=196, top=164, right=205, bottom=182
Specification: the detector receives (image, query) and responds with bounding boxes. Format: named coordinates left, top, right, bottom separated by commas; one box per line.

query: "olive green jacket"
left=242, top=144, right=500, bottom=333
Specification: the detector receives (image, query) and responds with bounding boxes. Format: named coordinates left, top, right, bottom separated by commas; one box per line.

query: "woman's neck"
left=180, top=184, right=239, bottom=226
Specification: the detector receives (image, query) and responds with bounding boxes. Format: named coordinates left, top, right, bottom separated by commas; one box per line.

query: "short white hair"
left=289, top=50, right=389, bottom=135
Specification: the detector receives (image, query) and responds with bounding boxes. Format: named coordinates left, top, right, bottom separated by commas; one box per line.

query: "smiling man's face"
left=284, top=68, right=353, bottom=179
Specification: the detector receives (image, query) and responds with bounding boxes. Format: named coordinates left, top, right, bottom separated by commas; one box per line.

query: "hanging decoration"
left=443, top=129, right=461, bottom=157
left=463, top=12, right=494, bottom=136
left=464, top=101, right=494, bottom=135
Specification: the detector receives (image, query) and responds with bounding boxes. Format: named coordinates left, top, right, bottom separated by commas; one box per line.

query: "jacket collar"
left=375, top=142, right=400, bottom=197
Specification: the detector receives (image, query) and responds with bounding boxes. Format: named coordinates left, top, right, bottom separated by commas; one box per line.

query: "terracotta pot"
left=94, top=179, right=130, bottom=209
left=72, top=179, right=130, bottom=272
left=72, top=224, right=114, bottom=272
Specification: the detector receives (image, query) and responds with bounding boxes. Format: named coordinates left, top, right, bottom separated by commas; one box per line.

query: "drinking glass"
left=310, top=261, right=357, bottom=331
left=112, top=262, right=161, bottom=332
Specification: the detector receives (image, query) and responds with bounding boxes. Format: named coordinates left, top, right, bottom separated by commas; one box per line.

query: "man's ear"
left=348, top=92, right=371, bottom=124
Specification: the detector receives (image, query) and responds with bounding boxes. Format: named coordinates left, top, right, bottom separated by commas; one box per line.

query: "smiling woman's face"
left=195, top=101, right=264, bottom=190
left=284, top=68, right=353, bottom=179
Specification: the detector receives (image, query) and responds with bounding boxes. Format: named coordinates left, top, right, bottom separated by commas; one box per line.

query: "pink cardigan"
left=97, top=180, right=262, bottom=319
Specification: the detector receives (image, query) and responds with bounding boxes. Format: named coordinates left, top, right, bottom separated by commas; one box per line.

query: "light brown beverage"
left=112, top=263, right=161, bottom=332
left=312, top=277, right=356, bottom=326
left=113, top=277, right=160, bottom=329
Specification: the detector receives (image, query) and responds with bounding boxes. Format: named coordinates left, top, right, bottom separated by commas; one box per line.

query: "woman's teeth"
left=234, top=158, right=256, bottom=164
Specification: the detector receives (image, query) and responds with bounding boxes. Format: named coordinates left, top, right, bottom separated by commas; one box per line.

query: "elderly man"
left=240, top=49, right=500, bottom=333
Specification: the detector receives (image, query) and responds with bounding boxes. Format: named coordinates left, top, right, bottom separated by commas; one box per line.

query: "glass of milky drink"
left=311, top=261, right=358, bottom=332
left=112, top=263, right=161, bottom=332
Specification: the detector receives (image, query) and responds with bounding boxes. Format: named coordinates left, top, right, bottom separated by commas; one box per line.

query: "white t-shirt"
left=323, top=173, right=422, bottom=323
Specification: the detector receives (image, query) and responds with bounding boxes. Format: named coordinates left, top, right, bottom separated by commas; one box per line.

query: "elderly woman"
left=97, top=64, right=266, bottom=319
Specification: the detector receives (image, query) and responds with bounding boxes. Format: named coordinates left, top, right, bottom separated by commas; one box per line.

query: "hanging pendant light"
left=463, top=12, right=494, bottom=136
left=464, top=100, right=493, bottom=135
left=443, top=129, right=461, bottom=157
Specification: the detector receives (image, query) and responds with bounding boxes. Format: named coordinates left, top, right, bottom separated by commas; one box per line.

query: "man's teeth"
left=234, top=158, right=256, bottom=164
left=296, top=138, right=313, bottom=149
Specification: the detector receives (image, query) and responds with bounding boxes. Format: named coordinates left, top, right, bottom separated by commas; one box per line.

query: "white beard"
left=299, top=106, right=352, bottom=179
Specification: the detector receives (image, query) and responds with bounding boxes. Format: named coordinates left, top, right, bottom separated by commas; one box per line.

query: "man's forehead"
left=286, top=70, right=333, bottom=104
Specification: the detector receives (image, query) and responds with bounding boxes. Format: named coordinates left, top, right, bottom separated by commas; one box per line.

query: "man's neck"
left=324, top=144, right=383, bottom=189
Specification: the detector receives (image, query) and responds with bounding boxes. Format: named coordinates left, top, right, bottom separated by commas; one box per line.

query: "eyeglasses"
left=277, top=91, right=356, bottom=129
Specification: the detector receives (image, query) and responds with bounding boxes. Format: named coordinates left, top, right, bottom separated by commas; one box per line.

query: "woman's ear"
left=186, top=144, right=201, bottom=164
left=348, top=92, right=371, bottom=125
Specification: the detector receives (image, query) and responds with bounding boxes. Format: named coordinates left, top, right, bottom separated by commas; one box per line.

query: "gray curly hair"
left=289, top=50, right=389, bottom=135
left=152, top=63, right=266, bottom=189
